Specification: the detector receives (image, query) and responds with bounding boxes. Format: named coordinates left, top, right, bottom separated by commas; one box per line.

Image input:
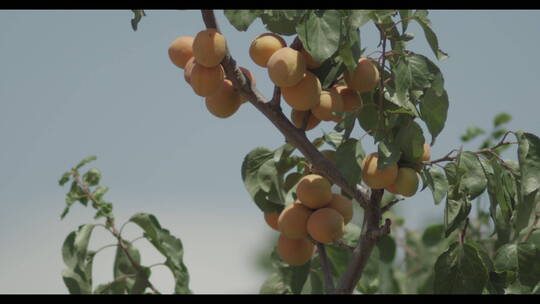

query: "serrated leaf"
left=517, top=243, right=540, bottom=287
left=424, top=166, right=448, bottom=205
left=434, top=242, right=488, bottom=294
left=261, top=10, right=304, bottom=36
left=419, top=88, right=449, bottom=145
left=457, top=152, right=488, bottom=200
left=377, top=139, right=401, bottom=170
left=412, top=10, right=448, bottom=60
left=130, top=10, right=146, bottom=31
left=296, top=10, right=342, bottom=64
left=335, top=138, right=363, bottom=187
left=377, top=235, right=396, bottom=263
left=396, top=119, right=425, bottom=163
left=516, top=132, right=540, bottom=232
left=494, top=113, right=512, bottom=127
left=113, top=240, right=141, bottom=293
left=75, top=155, right=97, bottom=170
left=223, top=10, right=261, bottom=31
left=422, top=224, right=445, bottom=246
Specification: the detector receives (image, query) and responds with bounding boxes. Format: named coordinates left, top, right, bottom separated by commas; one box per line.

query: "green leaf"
left=75, top=155, right=97, bottom=170
left=395, top=119, right=425, bottom=163
left=422, top=224, right=445, bottom=246
left=394, top=57, right=412, bottom=105
left=377, top=235, right=396, bottom=263
left=310, top=56, right=346, bottom=89
left=377, top=139, right=401, bottom=170
left=59, top=172, right=71, bottom=186
left=444, top=195, right=471, bottom=237
left=458, top=152, right=488, bottom=200
left=517, top=243, right=540, bottom=287
left=83, top=168, right=101, bottom=187
left=113, top=240, right=141, bottom=293
left=129, top=213, right=191, bottom=294
left=433, top=242, right=488, bottom=294
left=257, top=159, right=279, bottom=193
left=424, top=166, right=448, bottom=205
left=223, top=10, right=261, bottom=31
left=93, top=278, right=128, bottom=294
left=261, top=10, right=304, bottom=36
left=494, top=243, right=518, bottom=273
left=419, top=88, right=449, bottom=145
left=296, top=10, right=342, bottom=64
left=399, top=10, right=413, bottom=32
left=516, top=132, right=540, bottom=232
left=130, top=10, right=146, bottom=31
left=412, top=10, right=448, bottom=60
left=460, top=126, right=486, bottom=143
left=408, top=54, right=434, bottom=91
left=61, top=224, right=96, bottom=294
left=335, top=138, right=363, bottom=187
left=494, top=113, right=512, bottom=127
left=322, top=131, right=344, bottom=149
left=357, top=102, right=379, bottom=133
left=349, top=10, right=372, bottom=29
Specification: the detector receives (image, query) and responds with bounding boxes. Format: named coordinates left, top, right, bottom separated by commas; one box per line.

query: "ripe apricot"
left=190, top=63, right=225, bottom=97
left=327, top=194, right=353, bottom=224
left=281, top=71, right=322, bottom=111
left=249, top=33, right=287, bottom=68
left=307, top=208, right=345, bottom=244
left=394, top=167, right=420, bottom=197
left=183, top=57, right=196, bottom=84
left=361, top=152, right=398, bottom=189
left=422, top=143, right=431, bottom=162
left=296, top=174, right=333, bottom=209
left=192, top=29, right=227, bottom=67
left=267, top=47, right=307, bottom=88
left=205, top=79, right=242, bottom=118
left=277, top=202, right=313, bottom=239
left=300, top=48, right=322, bottom=69
left=344, top=57, right=380, bottom=93
left=291, top=109, right=320, bottom=131
left=331, top=85, right=363, bottom=112
left=312, top=90, right=344, bottom=122
left=385, top=183, right=399, bottom=195
left=277, top=234, right=314, bottom=266
left=264, top=212, right=280, bottom=231
left=168, top=36, right=194, bottom=69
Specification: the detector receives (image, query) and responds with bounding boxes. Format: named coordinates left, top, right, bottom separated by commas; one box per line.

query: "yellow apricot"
left=307, top=208, right=345, bottom=244
left=422, top=143, right=431, bottom=162
left=183, top=57, right=196, bottom=84
left=291, top=109, right=320, bottom=131
left=205, top=79, right=242, bottom=118
left=264, top=212, right=280, bottom=231
left=327, top=194, right=353, bottom=224
left=168, top=36, right=194, bottom=69
left=192, top=29, right=227, bottom=67
left=301, top=48, right=322, bottom=69
left=394, top=167, right=420, bottom=197
left=385, top=183, right=399, bottom=195
left=361, top=152, right=398, bottom=189
left=249, top=33, right=287, bottom=67
left=296, top=174, right=333, bottom=209
left=281, top=71, right=322, bottom=111
left=331, top=85, right=363, bottom=112
left=190, top=63, right=225, bottom=97
left=312, top=90, right=344, bottom=122
left=344, top=57, right=380, bottom=93
left=277, top=202, right=313, bottom=239
left=277, top=234, right=314, bottom=266
left=267, top=47, right=307, bottom=88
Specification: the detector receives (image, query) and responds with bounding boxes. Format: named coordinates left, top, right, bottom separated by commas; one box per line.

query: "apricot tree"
left=58, top=9, right=540, bottom=294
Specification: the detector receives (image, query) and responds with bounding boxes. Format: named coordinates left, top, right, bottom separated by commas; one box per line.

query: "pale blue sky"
left=0, top=10, right=539, bottom=294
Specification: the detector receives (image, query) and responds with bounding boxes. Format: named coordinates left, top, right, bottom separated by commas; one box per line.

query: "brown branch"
left=199, top=10, right=370, bottom=209
left=316, top=242, right=335, bottom=294
left=381, top=197, right=405, bottom=213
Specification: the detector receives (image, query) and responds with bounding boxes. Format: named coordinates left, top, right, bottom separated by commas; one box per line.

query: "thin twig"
left=316, top=243, right=335, bottom=294
left=381, top=197, right=405, bottom=213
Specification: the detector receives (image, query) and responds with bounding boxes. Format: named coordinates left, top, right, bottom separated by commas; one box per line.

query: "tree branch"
left=316, top=242, right=335, bottom=294
left=199, top=10, right=370, bottom=208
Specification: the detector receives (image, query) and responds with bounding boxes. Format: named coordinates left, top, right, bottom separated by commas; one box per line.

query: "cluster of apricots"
left=168, top=29, right=255, bottom=118
left=361, top=143, right=431, bottom=197
left=264, top=173, right=353, bottom=266
left=168, top=31, right=380, bottom=128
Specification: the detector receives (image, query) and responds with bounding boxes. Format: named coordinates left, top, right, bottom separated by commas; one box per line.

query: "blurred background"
left=0, top=10, right=539, bottom=294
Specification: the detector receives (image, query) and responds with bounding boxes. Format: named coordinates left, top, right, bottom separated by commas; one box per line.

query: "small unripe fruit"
left=277, top=234, right=314, bottom=266
left=307, top=208, right=345, bottom=244
left=264, top=212, right=280, bottom=231
left=190, top=63, right=225, bottom=97
left=168, top=36, right=194, bottom=69
left=267, top=47, right=307, bottom=88
left=312, top=90, right=344, bottom=122
left=361, top=153, right=398, bottom=189
left=281, top=71, right=322, bottom=111
left=277, top=202, right=313, bottom=239
left=205, top=79, right=242, bottom=118
left=301, top=48, right=322, bottom=69
left=331, top=85, right=363, bottom=112
left=192, top=29, right=227, bottom=67
left=394, top=167, right=420, bottom=197
left=344, top=57, right=380, bottom=93
left=327, top=194, right=353, bottom=224
left=183, top=57, right=196, bottom=84
left=291, top=109, right=320, bottom=131
left=296, top=174, right=333, bottom=209
left=249, top=33, right=287, bottom=67
left=422, top=143, right=431, bottom=162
